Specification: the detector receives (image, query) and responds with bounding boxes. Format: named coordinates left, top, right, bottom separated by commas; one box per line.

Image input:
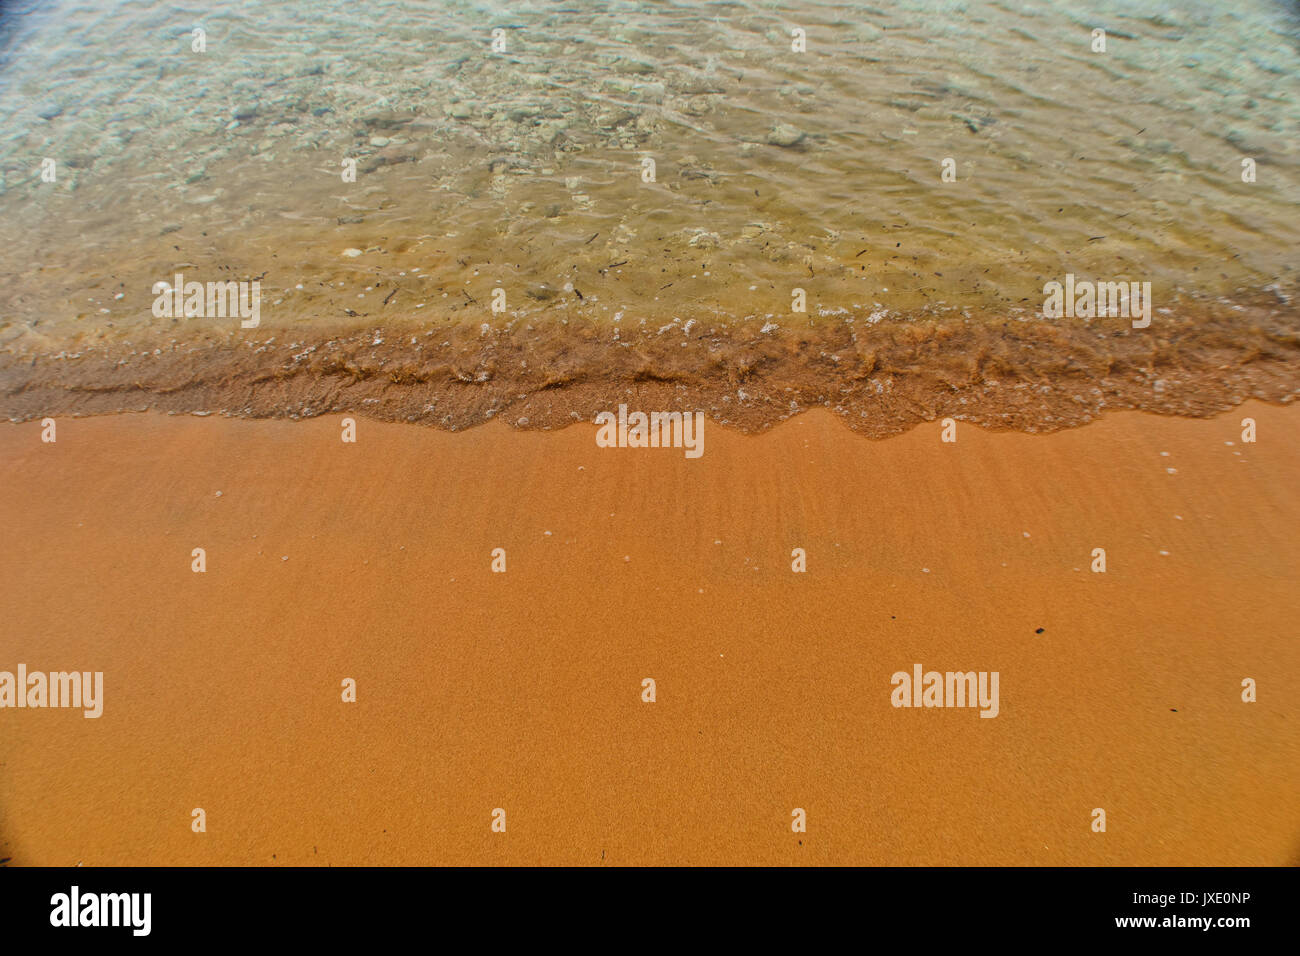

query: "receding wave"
left=3, top=287, right=1296, bottom=436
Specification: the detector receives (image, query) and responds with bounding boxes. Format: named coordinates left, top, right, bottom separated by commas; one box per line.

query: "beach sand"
left=1, top=402, right=1297, bottom=866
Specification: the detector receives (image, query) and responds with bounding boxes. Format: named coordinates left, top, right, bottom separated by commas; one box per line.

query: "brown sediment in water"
left=2, top=291, right=1298, bottom=436
left=0, top=403, right=1296, bottom=865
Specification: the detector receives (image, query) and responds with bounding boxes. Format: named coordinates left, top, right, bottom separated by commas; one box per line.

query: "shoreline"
left=3, top=295, right=1298, bottom=437
left=1, top=402, right=1297, bottom=865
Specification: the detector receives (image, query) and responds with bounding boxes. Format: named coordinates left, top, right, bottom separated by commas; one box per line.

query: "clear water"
left=0, top=0, right=1296, bottom=431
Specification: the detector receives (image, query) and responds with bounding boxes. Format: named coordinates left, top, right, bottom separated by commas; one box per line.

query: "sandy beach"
left=1, top=401, right=1296, bottom=866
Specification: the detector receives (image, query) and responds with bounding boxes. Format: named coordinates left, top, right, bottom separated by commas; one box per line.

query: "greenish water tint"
left=0, top=1, right=1296, bottom=433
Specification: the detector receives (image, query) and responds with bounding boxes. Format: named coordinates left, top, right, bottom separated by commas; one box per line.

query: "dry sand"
left=0, top=402, right=1297, bottom=866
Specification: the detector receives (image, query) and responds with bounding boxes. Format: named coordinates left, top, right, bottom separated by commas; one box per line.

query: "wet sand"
left=4, top=294, right=1298, bottom=439
left=1, top=402, right=1297, bottom=866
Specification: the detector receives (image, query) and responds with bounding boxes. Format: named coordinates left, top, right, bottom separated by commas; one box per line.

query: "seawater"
left=0, top=0, right=1296, bottom=433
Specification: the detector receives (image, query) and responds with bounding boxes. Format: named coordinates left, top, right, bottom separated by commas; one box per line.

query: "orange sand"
left=0, top=403, right=1297, bottom=866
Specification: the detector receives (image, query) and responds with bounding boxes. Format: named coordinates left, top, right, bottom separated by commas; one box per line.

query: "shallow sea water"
left=0, top=0, right=1297, bottom=432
